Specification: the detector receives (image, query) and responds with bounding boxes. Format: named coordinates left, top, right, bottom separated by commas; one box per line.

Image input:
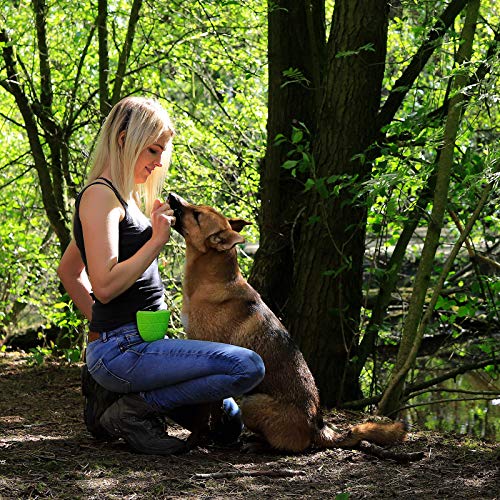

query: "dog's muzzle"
left=167, top=193, right=185, bottom=234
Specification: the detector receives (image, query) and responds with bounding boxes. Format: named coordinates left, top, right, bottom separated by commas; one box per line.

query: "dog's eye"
left=193, top=211, right=201, bottom=224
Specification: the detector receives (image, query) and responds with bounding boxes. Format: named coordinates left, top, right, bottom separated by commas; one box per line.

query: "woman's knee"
left=238, top=348, right=265, bottom=393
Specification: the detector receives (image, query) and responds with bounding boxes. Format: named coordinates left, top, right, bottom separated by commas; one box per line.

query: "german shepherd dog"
left=167, top=193, right=406, bottom=452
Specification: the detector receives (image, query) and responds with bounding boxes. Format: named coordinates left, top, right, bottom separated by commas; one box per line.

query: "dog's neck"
left=183, top=246, right=242, bottom=296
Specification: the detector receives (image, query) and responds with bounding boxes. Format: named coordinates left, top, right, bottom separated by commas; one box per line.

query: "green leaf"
left=316, top=178, right=329, bottom=199
left=291, top=129, right=303, bottom=144
left=307, top=215, right=322, bottom=225
left=304, top=178, right=315, bottom=192
left=456, top=305, right=471, bottom=317
left=335, top=494, right=350, bottom=500
left=282, top=160, right=298, bottom=170
left=274, top=133, right=287, bottom=146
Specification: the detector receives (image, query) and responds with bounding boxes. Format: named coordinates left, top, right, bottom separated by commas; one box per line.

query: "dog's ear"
left=228, top=218, right=251, bottom=233
left=208, top=230, right=245, bottom=251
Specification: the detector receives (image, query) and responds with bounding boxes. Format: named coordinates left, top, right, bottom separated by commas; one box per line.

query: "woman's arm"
left=79, top=184, right=174, bottom=304
left=57, top=240, right=94, bottom=321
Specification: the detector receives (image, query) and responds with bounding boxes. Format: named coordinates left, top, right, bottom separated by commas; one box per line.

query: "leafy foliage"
left=0, top=0, right=267, bottom=339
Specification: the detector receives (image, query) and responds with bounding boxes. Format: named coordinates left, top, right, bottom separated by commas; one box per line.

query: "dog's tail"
left=314, top=420, right=408, bottom=449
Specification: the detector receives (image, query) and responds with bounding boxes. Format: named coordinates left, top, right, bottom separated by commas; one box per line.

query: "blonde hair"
left=86, top=96, right=175, bottom=215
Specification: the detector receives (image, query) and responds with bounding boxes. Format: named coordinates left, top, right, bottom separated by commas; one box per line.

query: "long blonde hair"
left=86, top=96, right=175, bottom=215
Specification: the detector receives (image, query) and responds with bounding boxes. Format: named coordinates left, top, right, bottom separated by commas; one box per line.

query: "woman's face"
left=134, top=133, right=170, bottom=184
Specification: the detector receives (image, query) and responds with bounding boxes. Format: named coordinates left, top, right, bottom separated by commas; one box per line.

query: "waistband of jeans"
left=100, top=322, right=138, bottom=341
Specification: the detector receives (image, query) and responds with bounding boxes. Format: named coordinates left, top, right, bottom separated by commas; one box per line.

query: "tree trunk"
left=288, top=0, right=389, bottom=406
left=0, top=29, right=71, bottom=252
left=111, top=0, right=143, bottom=106
left=249, top=0, right=325, bottom=318
left=98, top=0, right=110, bottom=117
left=377, top=0, right=481, bottom=416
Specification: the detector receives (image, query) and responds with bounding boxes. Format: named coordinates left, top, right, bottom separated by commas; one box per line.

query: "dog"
left=167, top=192, right=407, bottom=452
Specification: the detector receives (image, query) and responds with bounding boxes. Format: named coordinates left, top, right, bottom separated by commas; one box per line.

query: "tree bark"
left=98, top=0, right=110, bottom=117
left=249, top=0, right=325, bottom=318
left=288, top=0, right=389, bottom=406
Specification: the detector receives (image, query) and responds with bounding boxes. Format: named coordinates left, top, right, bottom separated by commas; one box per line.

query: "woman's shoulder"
left=79, top=181, right=126, bottom=218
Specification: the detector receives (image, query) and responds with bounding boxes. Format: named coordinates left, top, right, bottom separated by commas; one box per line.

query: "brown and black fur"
left=168, top=193, right=407, bottom=452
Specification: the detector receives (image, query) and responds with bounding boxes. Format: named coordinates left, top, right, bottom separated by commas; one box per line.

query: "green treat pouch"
left=136, top=310, right=170, bottom=342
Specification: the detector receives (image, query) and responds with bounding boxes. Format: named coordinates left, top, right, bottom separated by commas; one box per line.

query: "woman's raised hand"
left=150, top=199, right=176, bottom=246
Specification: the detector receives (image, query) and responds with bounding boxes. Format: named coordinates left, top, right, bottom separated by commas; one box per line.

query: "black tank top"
left=73, top=177, right=165, bottom=331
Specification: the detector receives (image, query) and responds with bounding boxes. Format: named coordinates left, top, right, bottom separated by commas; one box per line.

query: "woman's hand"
left=57, top=240, right=94, bottom=321
left=150, top=199, right=176, bottom=246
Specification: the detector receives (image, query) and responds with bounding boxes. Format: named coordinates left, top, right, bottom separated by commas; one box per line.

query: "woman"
left=57, top=96, right=265, bottom=455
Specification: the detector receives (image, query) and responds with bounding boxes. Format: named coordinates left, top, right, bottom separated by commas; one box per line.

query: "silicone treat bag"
left=136, top=310, right=170, bottom=342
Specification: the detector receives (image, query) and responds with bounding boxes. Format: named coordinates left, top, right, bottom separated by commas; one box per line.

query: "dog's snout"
left=167, top=193, right=186, bottom=234
left=167, top=192, right=181, bottom=208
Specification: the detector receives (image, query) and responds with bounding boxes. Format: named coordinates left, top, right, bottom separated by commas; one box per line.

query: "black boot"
left=81, top=364, right=121, bottom=441
left=100, top=394, right=187, bottom=455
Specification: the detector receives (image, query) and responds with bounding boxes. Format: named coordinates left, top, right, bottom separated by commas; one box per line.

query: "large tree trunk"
left=249, top=0, right=325, bottom=318
left=288, top=0, right=389, bottom=406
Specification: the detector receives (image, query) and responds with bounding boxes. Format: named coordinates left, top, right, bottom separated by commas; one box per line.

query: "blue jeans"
left=85, top=322, right=265, bottom=413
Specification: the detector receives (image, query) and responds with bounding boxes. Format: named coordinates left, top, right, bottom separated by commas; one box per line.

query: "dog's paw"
left=241, top=441, right=264, bottom=454
left=240, top=437, right=272, bottom=454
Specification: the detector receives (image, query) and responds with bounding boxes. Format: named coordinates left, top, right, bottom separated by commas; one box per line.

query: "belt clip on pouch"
left=136, top=310, right=170, bottom=342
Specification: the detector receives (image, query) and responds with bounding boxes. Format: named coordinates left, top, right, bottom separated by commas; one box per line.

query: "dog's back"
left=234, top=297, right=321, bottom=415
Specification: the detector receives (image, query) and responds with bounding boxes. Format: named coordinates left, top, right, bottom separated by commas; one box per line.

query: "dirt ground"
left=0, top=351, right=498, bottom=500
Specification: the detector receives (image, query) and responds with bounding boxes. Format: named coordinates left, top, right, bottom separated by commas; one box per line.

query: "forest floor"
left=0, top=351, right=498, bottom=500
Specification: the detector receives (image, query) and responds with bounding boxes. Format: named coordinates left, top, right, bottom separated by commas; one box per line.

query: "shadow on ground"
left=0, top=352, right=498, bottom=499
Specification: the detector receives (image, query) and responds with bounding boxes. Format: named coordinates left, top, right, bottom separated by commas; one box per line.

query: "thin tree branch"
left=0, top=29, right=67, bottom=248
left=0, top=110, right=24, bottom=129
left=342, top=356, right=497, bottom=410
left=427, top=26, right=500, bottom=122
left=395, top=396, right=498, bottom=416
left=377, top=0, right=470, bottom=130
left=405, top=358, right=498, bottom=394
left=449, top=208, right=500, bottom=321
left=355, top=4, right=499, bottom=375
left=356, top=441, right=425, bottom=463
left=0, top=166, right=34, bottom=190
left=97, top=0, right=109, bottom=116
left=357, top=25, right=500, bottom=347
left=384, top=182, right=493, bottom=406
left=32, top=0, right=53, bottom=112
left=64, top=17, right=97, bottom=129
left=193, top=469, right=306, bottom=480
left=30, top=0, right=68, bottom=238
left=111, top=0, right=143, bottom=105
left=406, top=388, right=500, bottom=400
left=0, top=150, right=32, bottom=172
left=195, top=0, right=261, bottom=77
